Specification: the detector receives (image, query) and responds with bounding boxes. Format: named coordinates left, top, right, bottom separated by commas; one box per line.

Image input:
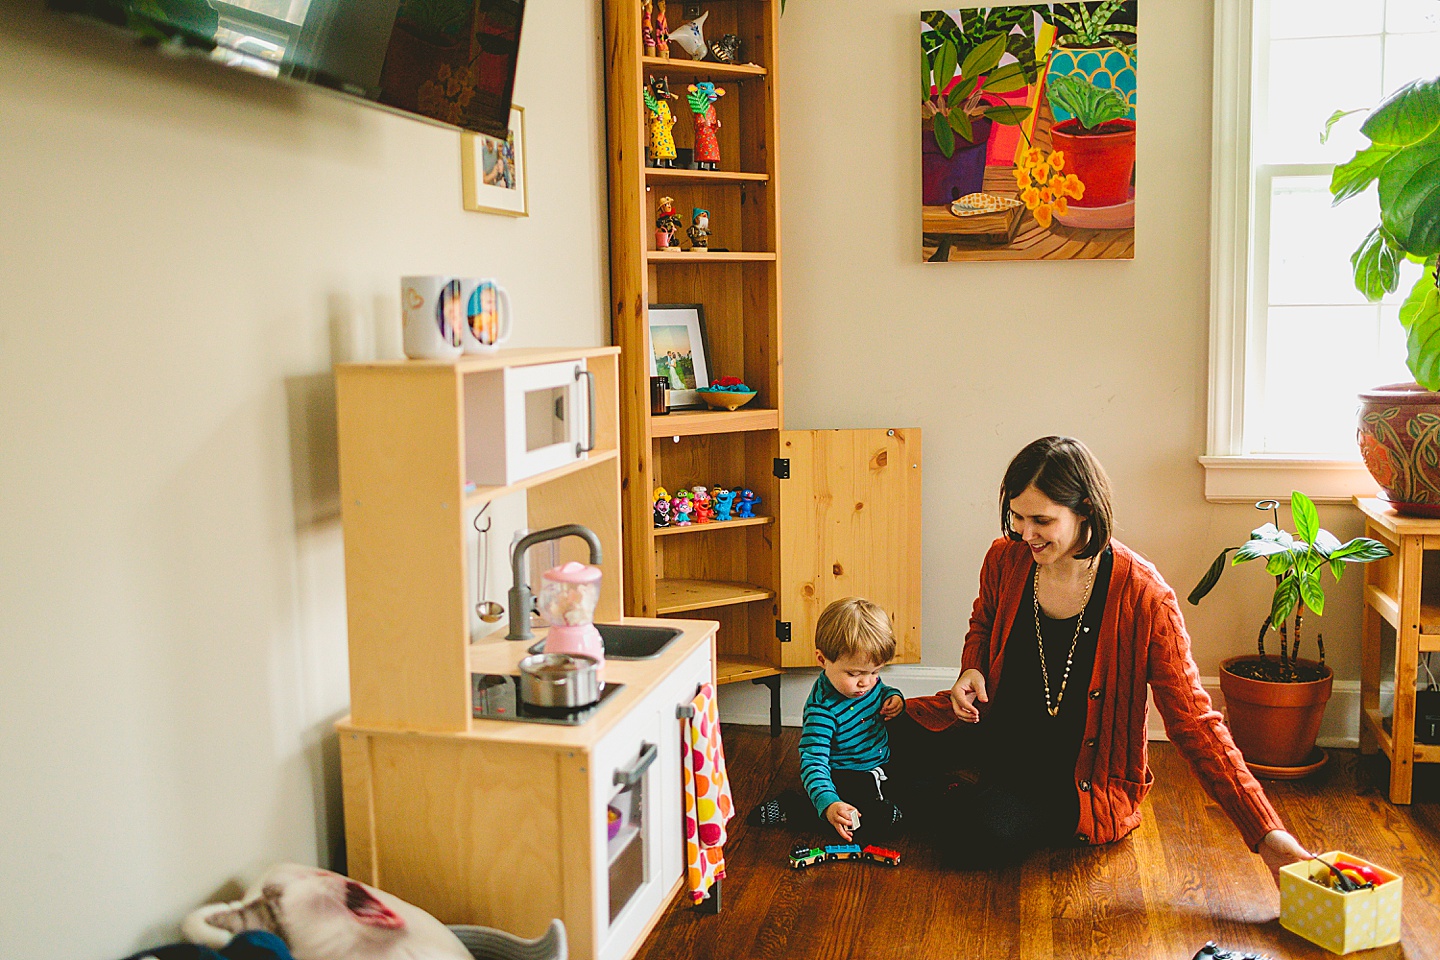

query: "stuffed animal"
left=182, top=863, right=471, bottom=960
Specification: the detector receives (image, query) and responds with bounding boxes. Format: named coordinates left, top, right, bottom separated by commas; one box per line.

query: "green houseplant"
left=1045, top=74, right=1136, bottom=218
left=1189, top=492, right=1392, bottom=769
left=920, top=10, right=1037, bottom=204
left=1331, top=77, right=1440, bottom=512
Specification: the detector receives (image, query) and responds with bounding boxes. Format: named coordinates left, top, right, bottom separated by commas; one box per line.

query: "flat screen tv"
left=46, top=0, right=526, bottom=138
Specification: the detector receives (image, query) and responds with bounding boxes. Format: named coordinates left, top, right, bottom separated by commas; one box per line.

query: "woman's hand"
left=1258, top=829, right=1311, bottom=883
left=824, top=801, right=861, bottom=842
left=949, top=669, right=989, bottom=722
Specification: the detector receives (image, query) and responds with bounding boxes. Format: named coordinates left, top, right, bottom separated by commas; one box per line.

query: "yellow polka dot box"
left=1279, top=851, right=1402, bottom=954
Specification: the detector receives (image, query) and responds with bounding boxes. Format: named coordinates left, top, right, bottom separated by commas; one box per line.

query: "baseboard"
left=716, top=666, right=1376, bottom=749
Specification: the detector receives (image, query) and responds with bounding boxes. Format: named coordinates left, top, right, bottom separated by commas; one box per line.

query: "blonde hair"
left=814, top=597, right=895, bottom=665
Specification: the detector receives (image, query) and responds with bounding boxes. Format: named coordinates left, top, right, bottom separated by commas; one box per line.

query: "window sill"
left=1199, top=456, right=1380, bottom=504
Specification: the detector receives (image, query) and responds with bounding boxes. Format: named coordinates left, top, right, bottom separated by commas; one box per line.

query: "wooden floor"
left=635, top=726, right=1440, bottom=960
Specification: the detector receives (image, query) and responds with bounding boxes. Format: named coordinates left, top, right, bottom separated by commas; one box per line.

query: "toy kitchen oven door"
left=465, top=359, right=596, bottom=486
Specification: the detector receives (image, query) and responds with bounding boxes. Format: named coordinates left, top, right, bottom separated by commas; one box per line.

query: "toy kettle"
left=538, top=561, right=604, bottom=665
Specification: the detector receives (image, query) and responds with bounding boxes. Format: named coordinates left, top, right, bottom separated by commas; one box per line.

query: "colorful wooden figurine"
left=644, top=76, right=679, bottom=168
left=736, top=488, right=760, bottom=518
left=712, top=486, right=736, bottom=521
left=686, top=207, right=711, bottom=251
left=686, top=82, right=725, bottom=170
left=672, top=488, right=693, bottom=525
left=653, top=0, right=670, bottom=58
left=653, top=486, right=671, bottom=527
left=691, top=485, right=714, bottom=523
left=655, top=195, right=682, bottom=249
left=641, top=0, right=656, bottom=57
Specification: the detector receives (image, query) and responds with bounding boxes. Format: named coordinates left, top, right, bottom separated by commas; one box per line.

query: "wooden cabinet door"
left=777, top=429, right=922, bottom=667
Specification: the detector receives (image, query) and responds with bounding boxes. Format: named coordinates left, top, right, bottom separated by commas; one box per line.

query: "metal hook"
left=474, top=502, right=492, bottom=534
left=1255, top=499, right=1281, bottom=528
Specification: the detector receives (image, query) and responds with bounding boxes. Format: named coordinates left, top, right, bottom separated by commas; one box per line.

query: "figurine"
left=653, top=0, right=670, bottom=57
left=736, top=488, right=760, bottom=518
left=712, top=486, right=736, bottom=522
left=655, top=195, right=682, bottom=249
left=644, top=76, right=680, bottom=168
left=691, top=485, right=714, bottom=523
left=672, top=488, right=693, bottom=525
left=710, top=33, right=741, bottom=64
left=668, top=10, right=708, bottom=60
left=686, top=82, right=725, bottom=170
left=653, top=486, right=672, bottom=527
left=686, top=207, right=711, bottom=250
left=641, top=0, right=656, bottom=57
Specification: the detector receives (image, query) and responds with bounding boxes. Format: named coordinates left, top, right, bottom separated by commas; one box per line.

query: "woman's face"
left=1008, top=485, right=1087, bottom=565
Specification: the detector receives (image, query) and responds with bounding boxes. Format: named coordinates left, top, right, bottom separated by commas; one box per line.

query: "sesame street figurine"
left=712, top=486, right=736, bottom=522
left=672, top=489, right=694, bottom=526
left=686, top=82, right=725, bottom=170
left=655, top=195, right=682, bottom=249
left=687, top=208, right=711, bottom=251
left=692, top=485, right=714, bottom=523
left=653, top=486, right=671, bottom=528
left=644, top=76, right=679, bottom=168
left=736, top=488, right=761, bottom=519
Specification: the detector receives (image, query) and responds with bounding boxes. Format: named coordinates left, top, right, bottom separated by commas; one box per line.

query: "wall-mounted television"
left=46, top=0, right=526, bottom=138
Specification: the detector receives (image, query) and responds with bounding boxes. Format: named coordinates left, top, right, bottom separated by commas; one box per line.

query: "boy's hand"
left=880, top=693, right=905, bottom=720
left=824, top=801, right=860, bottom=841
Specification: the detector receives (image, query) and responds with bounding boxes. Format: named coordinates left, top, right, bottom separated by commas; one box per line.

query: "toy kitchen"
left=332, top=346, right=719, bottom=960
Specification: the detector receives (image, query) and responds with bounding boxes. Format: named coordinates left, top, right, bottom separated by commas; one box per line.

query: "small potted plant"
left=920, top=13, right=1036, bottom=205
left=1045, top=74, right=1135, bottom=221
left=1328, top=76, right=1440, bottom=513
left=1189, top=491, right=1392, bottom=772
left=1045, top=1, right=1137, bottom=117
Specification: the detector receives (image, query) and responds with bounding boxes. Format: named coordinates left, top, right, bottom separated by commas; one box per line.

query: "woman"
left=892, top=437, right=1310, bottom=878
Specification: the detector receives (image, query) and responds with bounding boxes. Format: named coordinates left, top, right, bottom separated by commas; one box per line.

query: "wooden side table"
left=1355, top=497, right=1440, bottom=802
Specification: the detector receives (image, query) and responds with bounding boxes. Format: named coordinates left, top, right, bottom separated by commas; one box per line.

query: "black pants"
left=885, top=712, right=1079, bottom=867
left=824, top=767, right=901, bottom=848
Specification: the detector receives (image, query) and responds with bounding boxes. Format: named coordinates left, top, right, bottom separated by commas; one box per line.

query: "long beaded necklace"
left=1033, top=556, right=1098, bottom=718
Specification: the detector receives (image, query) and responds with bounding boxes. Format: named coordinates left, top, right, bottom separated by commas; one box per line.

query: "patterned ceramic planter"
left=1357, top=382, right=1440, bottom=516
left=1045, top=43, right=1137, bottom=124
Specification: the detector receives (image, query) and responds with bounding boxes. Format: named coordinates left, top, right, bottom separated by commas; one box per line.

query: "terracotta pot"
left=1358, top=382, right=1440, bottom=516
left=1220, top=656, right=1332, bottom=769
left=1048, top=118, right=1135, bottom=207
left=922, top=116, right=993, bottom=206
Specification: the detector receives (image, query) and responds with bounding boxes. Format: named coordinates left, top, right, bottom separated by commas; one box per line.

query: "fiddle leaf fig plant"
left=1329, top=76, right=1440, bottom=389
left=1188, top=492, right=1392, bottom=682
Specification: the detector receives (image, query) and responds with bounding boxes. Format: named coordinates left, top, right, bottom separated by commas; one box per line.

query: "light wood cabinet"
left=603, top=1, right=924, bottom=697
left=333, top=347, right=719, bottom=960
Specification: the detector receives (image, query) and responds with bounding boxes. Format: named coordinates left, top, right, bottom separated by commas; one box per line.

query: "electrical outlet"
left=684, top=4, right=702, bottom=19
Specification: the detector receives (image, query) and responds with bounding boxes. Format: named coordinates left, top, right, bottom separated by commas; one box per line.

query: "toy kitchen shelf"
left=333, top=347, right=721, bottom=960
left=604, top=0, right=924, bottom=728
left=1354, top=497, right=1440, bottom=804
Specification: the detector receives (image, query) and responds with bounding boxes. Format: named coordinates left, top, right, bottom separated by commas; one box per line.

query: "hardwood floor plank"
left=634, top=727, right=1440, bottom=960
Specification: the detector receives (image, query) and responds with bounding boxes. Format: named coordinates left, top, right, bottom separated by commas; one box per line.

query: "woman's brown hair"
left=999, top=436, right=1113, bottom=559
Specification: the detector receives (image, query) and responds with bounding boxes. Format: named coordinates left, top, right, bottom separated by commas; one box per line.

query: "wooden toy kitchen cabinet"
left=333, top=347, right=718, bottom=960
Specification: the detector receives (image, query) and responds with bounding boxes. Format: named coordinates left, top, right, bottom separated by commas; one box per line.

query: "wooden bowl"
left=698, top=390, right=757, bottom=411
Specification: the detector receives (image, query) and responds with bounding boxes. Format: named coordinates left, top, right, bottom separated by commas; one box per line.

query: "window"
left=1206, top=0, right=1439, bottom=500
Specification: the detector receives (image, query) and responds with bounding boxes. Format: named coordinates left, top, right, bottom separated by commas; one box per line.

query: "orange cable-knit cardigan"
left=905, top=537, right=1285, bottom=851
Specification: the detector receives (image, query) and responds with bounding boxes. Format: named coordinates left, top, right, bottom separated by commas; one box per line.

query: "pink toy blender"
left=538, top=561, right=604, bottom=665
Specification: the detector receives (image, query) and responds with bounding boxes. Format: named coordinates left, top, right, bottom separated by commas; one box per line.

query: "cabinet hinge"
left=773, top=458, right=790, bottom=479
left=776, top=620, right=792, bottom=642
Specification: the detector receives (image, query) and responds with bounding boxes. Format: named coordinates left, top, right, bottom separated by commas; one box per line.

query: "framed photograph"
left=648, top=304, right=711, bottom=408
left=462, top=105, right=528, bottom=217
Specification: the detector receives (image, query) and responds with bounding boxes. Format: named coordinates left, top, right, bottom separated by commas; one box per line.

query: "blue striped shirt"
left=799, top=673, right=903, bottom=816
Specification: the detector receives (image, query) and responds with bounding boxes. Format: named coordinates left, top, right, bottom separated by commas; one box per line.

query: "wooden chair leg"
left=752, top=675, right=781, bottom=737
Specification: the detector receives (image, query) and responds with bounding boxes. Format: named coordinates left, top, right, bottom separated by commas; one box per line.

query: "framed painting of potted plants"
left=920, top=3, right=1137, bottom=263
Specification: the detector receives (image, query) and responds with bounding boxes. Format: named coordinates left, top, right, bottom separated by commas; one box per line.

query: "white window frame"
left=1204, top=0, right=1382, bottom=504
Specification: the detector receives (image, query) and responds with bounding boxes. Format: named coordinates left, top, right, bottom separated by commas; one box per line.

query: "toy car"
left=789, top=843, right=827, bottom=869
left=861, top=845, right=901, bottom=866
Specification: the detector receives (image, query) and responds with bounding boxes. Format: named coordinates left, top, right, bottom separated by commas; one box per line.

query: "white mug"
left=401, top=275, right=465, bottom=360
left=459, top=278, right=514, bottom=353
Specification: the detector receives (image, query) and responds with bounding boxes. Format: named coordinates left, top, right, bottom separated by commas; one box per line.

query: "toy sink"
left=1279, top=851, right=1402, bottom=954
left=529, top=623, right=683, bottom=660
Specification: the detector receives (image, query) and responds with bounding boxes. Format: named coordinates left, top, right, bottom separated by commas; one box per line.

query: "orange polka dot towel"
left=682, top=682, right=733, bottom=904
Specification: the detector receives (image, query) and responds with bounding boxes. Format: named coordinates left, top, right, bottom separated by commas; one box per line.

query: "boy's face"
left=816, top=650, right=888, bottom=699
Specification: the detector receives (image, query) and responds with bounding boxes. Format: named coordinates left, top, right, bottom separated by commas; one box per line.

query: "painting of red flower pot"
left=921, top=4, right=1137, bottom=263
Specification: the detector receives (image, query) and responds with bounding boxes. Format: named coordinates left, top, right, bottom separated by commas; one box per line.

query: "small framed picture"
left=462, top=105, right=527, bottom=217
left=648, top=304, right=711, bottom=408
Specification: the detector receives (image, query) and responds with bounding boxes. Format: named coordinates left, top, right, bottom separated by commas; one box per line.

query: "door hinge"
left=773, top=458, right=790, bottom=479
left=776, top=620, right=792, bottom=642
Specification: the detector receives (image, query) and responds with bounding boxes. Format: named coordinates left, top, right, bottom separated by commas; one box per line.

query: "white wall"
left=0, top=2, right=608, bottom=956
left=720, top=0, right=1371, bottom=727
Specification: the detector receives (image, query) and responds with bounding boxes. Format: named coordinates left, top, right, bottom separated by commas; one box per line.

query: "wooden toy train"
left=790, top=843, right=901, bottom=869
